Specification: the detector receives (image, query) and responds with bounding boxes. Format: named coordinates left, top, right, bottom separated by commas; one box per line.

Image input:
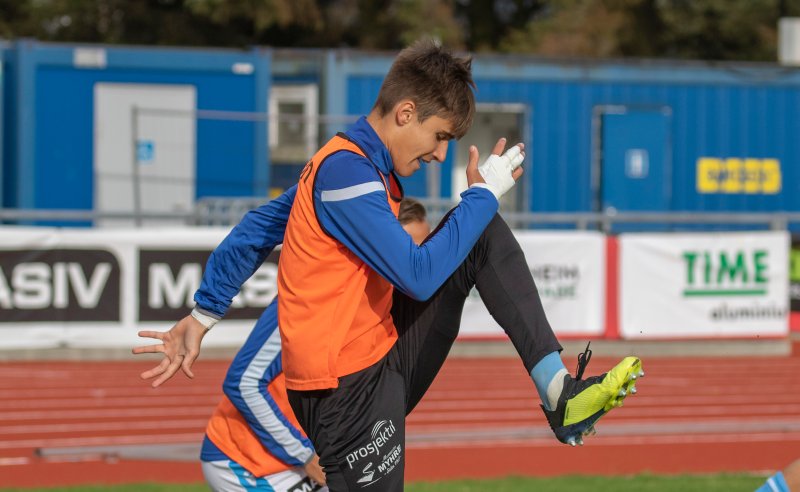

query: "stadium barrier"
left=0, top=225, right=790, bottom=349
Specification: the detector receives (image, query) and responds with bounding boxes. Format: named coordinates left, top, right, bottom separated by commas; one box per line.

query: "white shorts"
left=202, top=459, right=328, bottom=492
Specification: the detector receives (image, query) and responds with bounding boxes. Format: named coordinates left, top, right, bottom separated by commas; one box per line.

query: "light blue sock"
left=755, top=471, right=790, bottom=492
left=531, top=351, right=568, bottom=411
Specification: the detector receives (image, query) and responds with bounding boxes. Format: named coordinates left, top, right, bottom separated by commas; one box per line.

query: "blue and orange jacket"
left=277, top=134, right=402, bottom=390
left=201, top=299, right=313, bottom=477
left=277, top=117, right=499, bottom=390
left=195, top=117, right=499, bottom=467
left=194, top=117, right=497, bottom=337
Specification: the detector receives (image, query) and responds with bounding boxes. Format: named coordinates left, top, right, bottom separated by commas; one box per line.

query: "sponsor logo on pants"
left=345, top=419, right=402, bottom=487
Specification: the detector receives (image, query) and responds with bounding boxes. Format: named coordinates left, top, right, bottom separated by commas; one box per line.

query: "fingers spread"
left=131, top=344, right=165, bottom=355
left=140, top=357, right=171, bottom=380
left=503, top=145, right=525, bottom=171
left=491, top=137, right=507, bottom=156
left=137, top=330, right=164, bottom=340
left=181, top=354, right=197, bottom=379
left=504, top=145, right=521, bottom=161
left=467, top=145, right=479, bottom=169
left=152, top=358, right=182, bottom=388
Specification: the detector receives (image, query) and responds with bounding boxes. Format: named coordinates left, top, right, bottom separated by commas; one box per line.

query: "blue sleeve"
left=222, top=299, right=314, bottom=466
left=315, top=154, right=498, bottom=301
left=755, top=472, right=789, bottom=492
left=193, top=186, right=296, bottom=318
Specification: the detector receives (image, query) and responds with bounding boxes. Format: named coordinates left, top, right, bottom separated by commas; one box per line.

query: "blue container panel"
left=34, top=67, right=95, bottom=210
left=194, top=71, right=264, bottom=197
left=345, top=78, right=380, bottom=151
left=10, top=44, right=800, bottom=221
left=476, top=79, right=595, bottom=213
left=1, top=48, right=12, bottom=208
left=478, top=77, right=800, bottom=213
left=601, top=110, right=670, bottom=212
left=3, top=46, right=23, bottom=209
left=345, top=76, right=380, bottom=116
left=271, top=164, right=304, bottom=191
left=198, top=119, right=261, bottom=197
left=670, top=84, right=799, bottom=213
left=33, top=66, right=259, bottom=210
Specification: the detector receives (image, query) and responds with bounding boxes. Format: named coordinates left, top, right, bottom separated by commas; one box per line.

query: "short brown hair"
left=398, top=197, right=427, bottom=226
left=373, top=39, right=476, bottom=139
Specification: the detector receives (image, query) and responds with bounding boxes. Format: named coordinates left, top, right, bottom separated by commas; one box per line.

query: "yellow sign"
left=697, top=158, right=781, bottom=194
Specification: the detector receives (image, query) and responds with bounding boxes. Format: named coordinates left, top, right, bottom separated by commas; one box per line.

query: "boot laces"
left=575, top=342, right=592, bottom=381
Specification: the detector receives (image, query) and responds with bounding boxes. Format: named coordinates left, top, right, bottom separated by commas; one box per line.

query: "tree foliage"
left=0, top=0, right=796, bottom=61
left=498, top=0, right=795, bottom=61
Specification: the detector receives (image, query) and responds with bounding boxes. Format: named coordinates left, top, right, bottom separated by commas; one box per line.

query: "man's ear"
left=395, top=100, right=416, bottom=127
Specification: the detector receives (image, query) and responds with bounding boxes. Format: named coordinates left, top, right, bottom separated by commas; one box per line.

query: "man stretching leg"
left=135, top=40, right=643, bottom=492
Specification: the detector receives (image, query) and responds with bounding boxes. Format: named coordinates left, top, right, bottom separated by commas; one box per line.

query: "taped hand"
left=473, top=143, right=525, bottom=200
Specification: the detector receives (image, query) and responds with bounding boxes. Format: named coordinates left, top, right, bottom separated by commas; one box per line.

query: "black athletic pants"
left=288, top=214, right=562, bottom=491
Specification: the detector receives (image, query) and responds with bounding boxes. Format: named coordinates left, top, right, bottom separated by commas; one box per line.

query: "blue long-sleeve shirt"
left=314, top=118, right=498, bottom=300
left=195, top=116, right=498, bottom=312
left=193, top=186, right=296, bottom=319
left=200, top=299, right=313, bottom=467
left=195, top=117, right=501, bottom=471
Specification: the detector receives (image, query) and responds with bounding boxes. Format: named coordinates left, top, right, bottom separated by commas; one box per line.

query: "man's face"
left=391, top=114, right=455, bottom=177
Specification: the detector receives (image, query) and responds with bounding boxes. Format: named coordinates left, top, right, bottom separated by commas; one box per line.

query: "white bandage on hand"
left=191, top=307, right=219, bottom=330
left=472, top=145, right=525, bottom=200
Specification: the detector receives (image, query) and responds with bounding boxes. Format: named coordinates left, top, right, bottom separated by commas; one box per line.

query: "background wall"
left=1, top=41, right=271, bottom=219
left=4, top=42, right=800, bottom=220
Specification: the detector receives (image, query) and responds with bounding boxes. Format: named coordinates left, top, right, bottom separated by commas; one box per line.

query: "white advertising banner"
left=0, top=227, right=278, bottom=349
left=459, top=231, right=606, bottom=338
left=0, top=227, right=607, bottom=348
left=620, top=231, right=789, bottom=339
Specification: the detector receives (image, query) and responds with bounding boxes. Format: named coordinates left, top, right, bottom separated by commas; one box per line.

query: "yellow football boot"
left=541, top=344, right=643, bottom=446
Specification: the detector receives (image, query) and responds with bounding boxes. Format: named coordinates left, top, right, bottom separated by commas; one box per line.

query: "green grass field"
left=0, top=473, right=768, bottom=492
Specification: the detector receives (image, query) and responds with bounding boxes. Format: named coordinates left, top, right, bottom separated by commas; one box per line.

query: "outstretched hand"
left=132, top=315, right=209, bottom=388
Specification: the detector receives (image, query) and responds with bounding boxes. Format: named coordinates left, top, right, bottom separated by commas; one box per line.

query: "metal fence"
left=69, top=103, right=800, bottom=233
left=3, top=202, right=800, bottom=233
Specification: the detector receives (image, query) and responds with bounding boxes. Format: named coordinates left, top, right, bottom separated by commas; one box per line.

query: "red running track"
left=1, top=347, right=799, bottom=488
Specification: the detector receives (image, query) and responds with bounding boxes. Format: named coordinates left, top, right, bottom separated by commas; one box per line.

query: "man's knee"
left=476, top=213, right=521, bottom=261
left=483, top=213, right=514, bottom=239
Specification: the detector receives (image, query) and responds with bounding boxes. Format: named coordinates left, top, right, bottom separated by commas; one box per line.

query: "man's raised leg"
left=392, top=213, right=562, bottom=414
left=393, top=214, right=643, bottom=445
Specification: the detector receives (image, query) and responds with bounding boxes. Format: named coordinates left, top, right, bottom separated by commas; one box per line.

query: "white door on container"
left=94, top=83, right=196, bottom=227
